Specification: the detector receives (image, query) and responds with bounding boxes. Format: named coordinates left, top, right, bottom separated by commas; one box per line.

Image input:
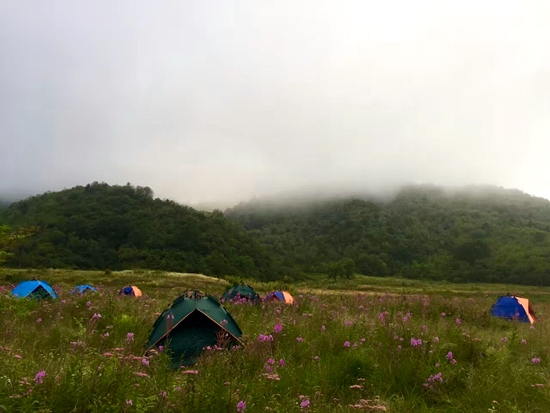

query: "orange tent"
left=119, top=285, right=142, bottom=297
left=263, top=290, right=294, bottom=304
left=490, top=295, right=536, bottom=324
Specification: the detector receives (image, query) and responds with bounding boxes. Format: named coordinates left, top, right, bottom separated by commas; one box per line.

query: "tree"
left=0, top=225, right=35, bottom=265
left=357, top=254, right=389, bottom=276
left=0, top=225, right=11, bottom=265
left=453, top=240, right=491, bottom=264
left=326, top=258, right=356, bottom=281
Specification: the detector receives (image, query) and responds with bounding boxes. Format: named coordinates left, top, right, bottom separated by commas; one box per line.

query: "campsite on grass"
left=1, top=269, right=549, bottom=412
left=1, top=2, right=550, bottom=410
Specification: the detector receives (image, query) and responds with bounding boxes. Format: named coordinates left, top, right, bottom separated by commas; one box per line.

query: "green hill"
left=2, top=183, right=550, bottom=286
left=0, top=182, right=274, bottom=279
left=226, top=185, right=550, bottom=285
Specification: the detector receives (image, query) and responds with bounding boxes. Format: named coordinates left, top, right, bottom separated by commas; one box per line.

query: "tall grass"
left=0, top=271, right=549, bottom=412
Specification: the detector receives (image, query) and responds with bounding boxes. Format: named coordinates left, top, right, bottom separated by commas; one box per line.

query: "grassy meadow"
left=1, top=269, right=549, bottom=412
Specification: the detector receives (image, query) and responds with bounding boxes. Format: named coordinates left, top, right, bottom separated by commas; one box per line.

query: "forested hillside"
left=226, top=185, right=550, bottom=285
left=0, top=183, right=274, bottom=279
left=2, top=183, right=550, bottom=285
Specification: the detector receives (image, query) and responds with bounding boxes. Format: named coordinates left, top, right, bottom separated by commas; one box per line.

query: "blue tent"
left=11, top=280, right=58, bottom=299
left=265, top=291, right=284, bottom=301
left=490, top=295, right=536, bottom=324
left=72, top=284, right=97, bottom=294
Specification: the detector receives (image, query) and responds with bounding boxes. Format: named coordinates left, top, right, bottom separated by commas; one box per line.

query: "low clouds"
left=1, top=0, right=549, bottom=206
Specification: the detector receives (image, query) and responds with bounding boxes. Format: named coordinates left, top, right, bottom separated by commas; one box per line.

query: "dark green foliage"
left=3, top=182, right=550, bottom=286
left=0, top=183, right=273, bottom=279
left=226, top=185, right=550, bottom=285
left=325, top=258, right=356, bottom=281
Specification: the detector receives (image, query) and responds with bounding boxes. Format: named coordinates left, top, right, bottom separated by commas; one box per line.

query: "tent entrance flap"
left=145, top=290, right=243, bottom=368
left=160, top=311, right=222, bottom=365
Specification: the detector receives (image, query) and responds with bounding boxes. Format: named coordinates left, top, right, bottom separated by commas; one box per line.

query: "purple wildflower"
left=34, top=370, right=46, bottom=384
left=237, top=400, right=246, bottom=412
left=410, top=338, right=422, bottom=347
left=258, top=334, right=274, bottom=342
left=424, top=372, right=443, bottom=388
left=446, top=351, right=457, bottom=364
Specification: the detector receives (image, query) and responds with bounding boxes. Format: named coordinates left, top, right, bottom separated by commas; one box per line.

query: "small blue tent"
left=11, top=280, right=58, bottom=299
left=72, top=284, right=97, bottom=294
left=490, top=295, right=536, bottom=324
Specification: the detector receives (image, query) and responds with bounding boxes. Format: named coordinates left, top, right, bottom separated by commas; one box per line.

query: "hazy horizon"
left=2, top=1, right=549, bottom=207
left=1, top=181, right=547, bottom=213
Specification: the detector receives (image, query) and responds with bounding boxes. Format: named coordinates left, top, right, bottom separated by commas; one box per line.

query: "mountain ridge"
left=2, top=182, right=550, bottom=286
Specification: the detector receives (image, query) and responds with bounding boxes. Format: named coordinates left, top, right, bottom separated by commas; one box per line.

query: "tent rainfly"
left=146, top=290, right=243, bottom=367
left=72, top=284, right=98, bottom=294
left=12, top=280, right=58, bottom=299
left=119, top=285, right=142, bottom=297
left=221, top=285, right=261, bottom=304
left=490, top=295, right=536, bottom=324
left=263, top=290, right=295, bottom=304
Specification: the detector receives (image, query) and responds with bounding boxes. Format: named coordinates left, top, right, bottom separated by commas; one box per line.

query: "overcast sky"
left=1, top=0, right=549, bottom=207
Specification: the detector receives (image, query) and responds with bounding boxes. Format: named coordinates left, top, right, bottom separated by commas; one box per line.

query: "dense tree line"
left=2, top=183, right=550, bottom=286
left=0, top=183, right=275, bottom=279
left=226, top=185, right=550, bottom=285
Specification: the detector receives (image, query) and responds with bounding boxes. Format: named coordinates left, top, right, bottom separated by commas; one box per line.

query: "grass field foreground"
left=1, top=270, right=549, bottom=412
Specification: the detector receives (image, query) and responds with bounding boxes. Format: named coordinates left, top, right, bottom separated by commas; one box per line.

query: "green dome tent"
left=146, top=290, right=243, bottom=367
left=221, top=285, right=261, bottom=304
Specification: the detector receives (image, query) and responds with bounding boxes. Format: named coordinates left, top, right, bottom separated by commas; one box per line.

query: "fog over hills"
left=1, top=1, right=549, bottom=207
left=3, top=182, right=550, bottom=285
